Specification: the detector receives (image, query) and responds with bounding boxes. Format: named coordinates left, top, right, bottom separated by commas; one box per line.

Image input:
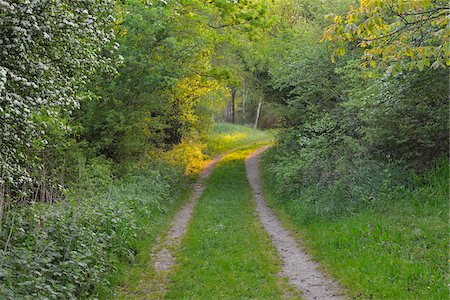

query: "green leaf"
left=416, top=60, right=424, bottom=71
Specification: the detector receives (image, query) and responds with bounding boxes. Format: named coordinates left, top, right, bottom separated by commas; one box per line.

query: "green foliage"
left=264, top=138, right=411, bottom=220
left=262, top=150, right=448, bottom=299
left=323, top=0, right=450, bottom=73
left=0, top=161, right=186, bottom=299
left=255, top=0, right=448, bottom=169
left=80, top=0, right=269, bottom=162
left=240, top=0, right=351, bottom=131
left=71, top=156, right=115, bottom=195
left=0, top=0, right=118, bottom=200
left=343, top=68, right=449, bottom=166
left=268, top=30, right=343, bottom=126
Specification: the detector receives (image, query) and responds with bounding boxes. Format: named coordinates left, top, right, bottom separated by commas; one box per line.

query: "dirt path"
left=245, top=147, right=345, bottom=300
left=147, top=154, right=224, bottom=296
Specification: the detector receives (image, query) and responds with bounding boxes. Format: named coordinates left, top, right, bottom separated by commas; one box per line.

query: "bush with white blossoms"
left=0, top=0, right=119, bottom=202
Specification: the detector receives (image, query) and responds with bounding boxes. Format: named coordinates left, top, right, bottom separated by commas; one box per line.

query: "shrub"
left=267, top=115, right=414, bottom=220
left=342, top=69, right=449, bottom=168
left=154, top=138, right=208, bottom=175
left=0, top=0, right=118, bottom=203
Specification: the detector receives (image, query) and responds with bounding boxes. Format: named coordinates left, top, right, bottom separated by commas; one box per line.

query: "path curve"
left=245, top=146, right=345, bottom=300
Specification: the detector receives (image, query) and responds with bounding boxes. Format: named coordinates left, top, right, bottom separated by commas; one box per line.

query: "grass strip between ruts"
left=165, top=146, right=298, bottom=299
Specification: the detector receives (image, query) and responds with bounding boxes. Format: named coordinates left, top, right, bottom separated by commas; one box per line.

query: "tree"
left=80, top=0, right=269, bottom=162
left=0, top=0, right=118, bottom=202
left=323, top=0, right=449, bottom=74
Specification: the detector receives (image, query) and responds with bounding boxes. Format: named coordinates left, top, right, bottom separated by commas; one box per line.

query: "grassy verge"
left=112, top=178, right=192, bottom=299
left=165, top=147, right=298, bottom=299
left=204, top=123, right=274, bottom=155
left=261, top=148, right=448, bottom=299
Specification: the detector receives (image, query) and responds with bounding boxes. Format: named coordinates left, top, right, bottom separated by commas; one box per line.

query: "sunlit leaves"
left=323, top=0, right=449, bottom=73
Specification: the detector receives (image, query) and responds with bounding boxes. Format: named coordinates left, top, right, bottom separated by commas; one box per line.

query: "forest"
left=0, top=0, right=448, bottom=299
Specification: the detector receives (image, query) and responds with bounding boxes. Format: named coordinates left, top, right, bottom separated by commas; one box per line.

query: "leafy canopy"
left=323, top=0, right=449, bottom=74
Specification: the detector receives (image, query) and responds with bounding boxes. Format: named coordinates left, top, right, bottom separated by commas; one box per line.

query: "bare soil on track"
left=245, top=146, right=345, bottom=300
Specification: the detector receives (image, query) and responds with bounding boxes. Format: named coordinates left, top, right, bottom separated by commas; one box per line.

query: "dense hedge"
left=0, top=0, right=118, bottom=202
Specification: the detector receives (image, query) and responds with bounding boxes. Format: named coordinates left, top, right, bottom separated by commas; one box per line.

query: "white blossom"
left=0, top=0, right=119, bottom=194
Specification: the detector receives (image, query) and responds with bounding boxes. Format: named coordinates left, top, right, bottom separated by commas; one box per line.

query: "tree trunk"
left=254, top=98, right=262, bottom=129
left=230, top=87, right=236, bottom=124
left=242, top=81, right=246, bottom=123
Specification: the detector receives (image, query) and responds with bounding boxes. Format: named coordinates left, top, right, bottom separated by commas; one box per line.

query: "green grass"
left=204, top=123, right=273, bottom=155
left=113, top=180, right=192, bottom=299
left=113, top=126, right=275, bottom=299
left=165, top=147, right=298, bottom=299
left=261, top=149, right=448, bottom=300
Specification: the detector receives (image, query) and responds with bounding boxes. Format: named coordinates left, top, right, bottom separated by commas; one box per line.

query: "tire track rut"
left=146, top=154, right=224, bottom=298
left=245, top=146, right=345, bottom=300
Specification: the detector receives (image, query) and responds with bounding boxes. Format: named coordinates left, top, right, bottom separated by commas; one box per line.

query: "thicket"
left=0, top=0, right=118, bottom=203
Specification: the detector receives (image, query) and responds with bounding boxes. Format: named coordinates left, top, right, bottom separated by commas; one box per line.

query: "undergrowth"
left=0, top=159, right=188, bottom=299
